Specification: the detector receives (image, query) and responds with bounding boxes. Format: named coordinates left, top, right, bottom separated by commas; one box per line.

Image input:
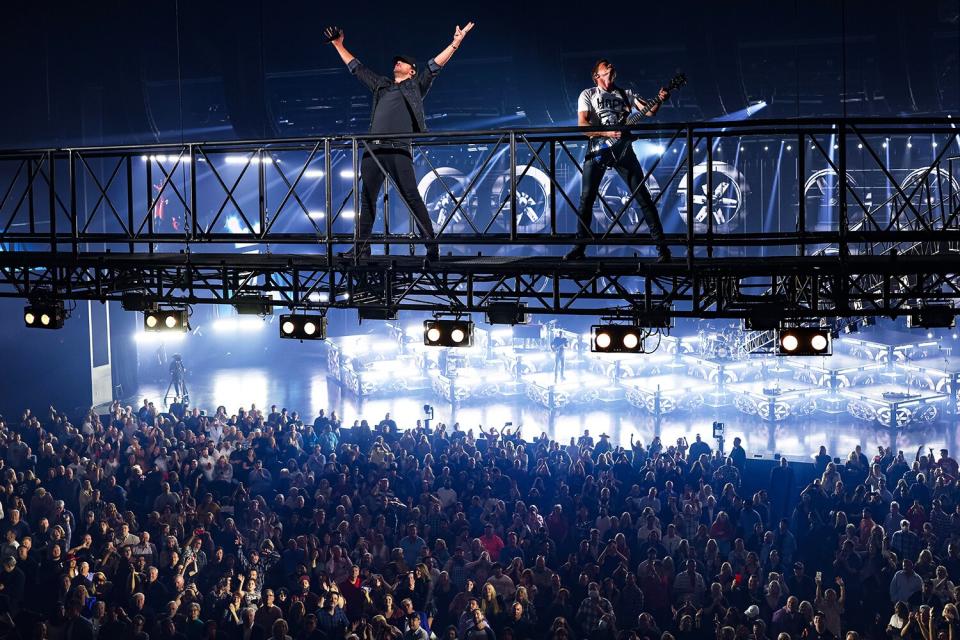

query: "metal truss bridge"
left=1, top=117, right=960, bottom=321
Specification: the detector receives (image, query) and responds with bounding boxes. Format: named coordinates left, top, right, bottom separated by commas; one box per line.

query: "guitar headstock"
left=665, top=73, right=687, bottom=92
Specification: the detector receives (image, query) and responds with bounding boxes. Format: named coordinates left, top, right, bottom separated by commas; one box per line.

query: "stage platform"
left=431, top=367, right=524, bottom=404
left=131, top=350, right=960, bottom=463
left=727, top=380, right=828, bottom=422
left=841, top=331, right=951, bottom=362
left=841, top=383, right=948, bottom=429
left=622, top=373, right=714, bottom=413
left=526, top=370, right=625, bottom=410
left=783, top=353, right=888, bottom=387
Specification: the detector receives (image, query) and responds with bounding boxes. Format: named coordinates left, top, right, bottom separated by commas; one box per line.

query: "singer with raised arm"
left=322, top=23, right=475, bottom=261
left=567, top=59, right=673, bottom=263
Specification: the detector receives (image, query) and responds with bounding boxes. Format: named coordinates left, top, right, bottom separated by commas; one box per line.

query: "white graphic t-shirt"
left=577, top=86, right=640, bottom=153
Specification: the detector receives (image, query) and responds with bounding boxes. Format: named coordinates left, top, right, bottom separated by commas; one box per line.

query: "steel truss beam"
left=0, top=251, right=959, bottom=319
left=0, top=118, right=959, bottom=319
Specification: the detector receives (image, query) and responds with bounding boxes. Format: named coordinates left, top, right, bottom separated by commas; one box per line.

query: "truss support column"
left=146, top=156, right=154, bottom=255
left=706, top=135, right=714, bottom=259
left=126, top=156, right=134, bottom=253
left=549, top=141, right=557, bottom=237
left=44, top=151, right=57, bottom=253
left=69, top=150, right=77, bottom=257
left=509, top=132, right=518, bottom=242
left=383, top=179, right=391, bottom=257
left=352, top=138, right=360, bottom=256
left=258, top=148, right=267, bottom=242
left=839, top=124, right=849, bottom=260
left=685, top=126, right=695, bottom=269
left=27, top=159, right=35, bottom=236
left=798, top=132, right=805, bottom=257
left=324, top=139, right=333, bottom=267
left=189, top=144, right=198, bottom=243
left=48, top=152, right=57, bottom=254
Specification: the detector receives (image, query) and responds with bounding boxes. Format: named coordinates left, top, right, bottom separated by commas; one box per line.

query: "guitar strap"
left=613, top=86, right=630, bottom=125
left=611, top=85, right=631, bottom=164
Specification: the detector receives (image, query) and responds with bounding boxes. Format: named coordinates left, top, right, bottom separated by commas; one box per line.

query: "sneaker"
left=564, top=245, right=587, bottom=261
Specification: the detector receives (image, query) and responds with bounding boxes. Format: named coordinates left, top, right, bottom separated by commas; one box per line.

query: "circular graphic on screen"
left=676, top=162, right=747, bottom=232
left=418, top=167, right=479, bottom=234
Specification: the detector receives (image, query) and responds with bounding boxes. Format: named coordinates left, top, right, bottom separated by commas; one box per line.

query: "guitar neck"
left=626, top=92, right=666, bottom=125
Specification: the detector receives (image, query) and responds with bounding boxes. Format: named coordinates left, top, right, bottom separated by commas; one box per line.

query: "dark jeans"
left=359, top=148, right=436, bottom=246
left=576, top=149, right=667, bottom=247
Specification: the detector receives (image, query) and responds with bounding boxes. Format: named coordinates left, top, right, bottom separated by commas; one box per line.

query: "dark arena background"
left=1, top=1, right=960, bottom=638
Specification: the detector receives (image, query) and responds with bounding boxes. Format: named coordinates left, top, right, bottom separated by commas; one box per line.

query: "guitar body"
left=585, top=72, right=687, bottom=168
left=590, top=135, right=637, bottom=168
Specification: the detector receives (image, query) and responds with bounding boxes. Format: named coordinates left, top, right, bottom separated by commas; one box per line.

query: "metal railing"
left=0, top=118, right=959, bottom=318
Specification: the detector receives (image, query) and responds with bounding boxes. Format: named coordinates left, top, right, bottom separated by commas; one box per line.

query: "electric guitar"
left=587, top=72, right=688, bottom=167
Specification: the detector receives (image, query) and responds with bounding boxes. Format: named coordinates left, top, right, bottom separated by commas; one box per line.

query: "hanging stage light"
left=233, top=295, right=274, bottom=316
left=777, top=328, right=831, bottom=356
left=423, top=319, right=474, bottom=347
left=144, top=309, right=188, bottom=332
left=24, top=301, right=65, bottom=329
left=907, top=306, right=956, bottom=329
left=279, top=314, right=327, bottom=340
left=591, top=325, right=644, bottom=353
left=485, top=301, right=529, bottom=325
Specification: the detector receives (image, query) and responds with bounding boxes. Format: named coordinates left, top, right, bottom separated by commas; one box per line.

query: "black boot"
left=564, top=245, right=587, bottom=261
left=657, top=245, right=672, bottom=263
left=340, top=245, right=371, bottom=260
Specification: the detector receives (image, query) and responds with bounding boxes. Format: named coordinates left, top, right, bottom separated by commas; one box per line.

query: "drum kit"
left=697, top=326, right=747, bottom=361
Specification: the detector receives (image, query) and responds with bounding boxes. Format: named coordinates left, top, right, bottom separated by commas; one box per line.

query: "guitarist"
left=567, top=59, right=671, bottom=262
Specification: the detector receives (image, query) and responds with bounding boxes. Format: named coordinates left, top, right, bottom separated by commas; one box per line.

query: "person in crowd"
left=1, top=399, right=957, bottom=640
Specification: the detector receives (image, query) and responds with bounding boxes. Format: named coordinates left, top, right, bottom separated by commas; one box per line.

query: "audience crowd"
left=0, top=399, right=956, bottom=640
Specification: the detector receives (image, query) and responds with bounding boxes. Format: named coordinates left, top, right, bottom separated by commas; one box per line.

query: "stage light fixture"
left=423, top=319, right=474, bottom=347
left=595, top=331, right=612, bottom=349
left=744, top=318, right=781, bottom=331
left=24, top=301, right=64, bottom=329
left=777, top=328, right=831, bottom=356
left=743, top=307, right=783, bottom=331
left=485, top=301, right=529, bottom=325
left=591, top=325, right=644, bottom=353
left=907, top=306, right=956, bottom=329
left=143, top=309, right=188, bottom=332
left=636, top=308, right=673, bottom=329
left=233, top=295, right=273, bottom=316
left=121, top=293, right=155, bottom=312
left=279, top=314, right=327, bottom=340
left=357, top=308, right=398, bottom=321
